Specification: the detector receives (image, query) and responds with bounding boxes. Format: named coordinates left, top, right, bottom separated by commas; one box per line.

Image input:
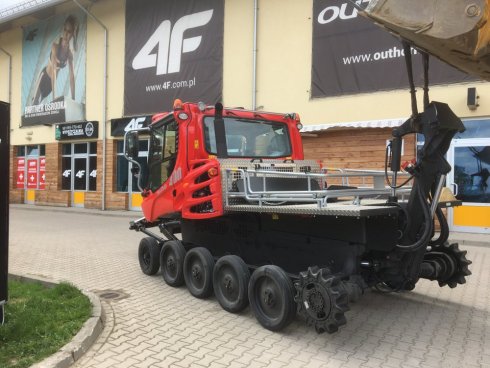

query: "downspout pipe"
left=252, top=0, right=258, bottom=110
left=0, top=48, right=12, bottom=103
left=72, top=0, right=108, bottom=210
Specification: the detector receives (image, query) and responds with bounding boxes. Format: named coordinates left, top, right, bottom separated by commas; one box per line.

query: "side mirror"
left=124, top=131, right=139, bottom=160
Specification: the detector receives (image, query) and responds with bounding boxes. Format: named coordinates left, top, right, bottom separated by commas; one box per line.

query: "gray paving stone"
left=8, top=207, right=490, bottom=368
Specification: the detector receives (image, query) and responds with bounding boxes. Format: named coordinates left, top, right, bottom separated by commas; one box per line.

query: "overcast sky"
left=0, top=0, right=26, bottom=11
left=0, top=0, right=57, bottom=13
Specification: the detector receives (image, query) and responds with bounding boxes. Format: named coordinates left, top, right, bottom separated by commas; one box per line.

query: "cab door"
left=447, top=138, right=490, bottom=233
left=142, top=119, right=179, bottom=218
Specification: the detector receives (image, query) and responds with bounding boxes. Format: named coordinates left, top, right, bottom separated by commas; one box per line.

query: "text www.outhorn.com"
left=145, top=77, right=196, bottom=92
left=342, top=46, right=418, bottom=65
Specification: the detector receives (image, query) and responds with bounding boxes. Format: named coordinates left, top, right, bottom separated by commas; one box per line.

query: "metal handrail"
left=224, top=168, right=411, bottom=208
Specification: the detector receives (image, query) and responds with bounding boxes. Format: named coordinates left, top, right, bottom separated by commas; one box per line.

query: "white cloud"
left=0, top=0, right=59, bottom=21
left=0, top=0, right=28, bottom=12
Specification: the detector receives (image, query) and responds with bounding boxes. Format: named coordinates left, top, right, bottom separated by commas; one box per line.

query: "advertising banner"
left=111, top=115, right=153, bottom=137
left=21, top=10, right=87, bottom=126
left=124, top=0, right=224, bottom=115
left=39, top=157, right=46, bottom=190
left=16, top=158, right=25, bottom=189
left=27, top=159, right=38, bottom=189
left=55, top=121, right=98, bottom=141
left=311, top=0, right=474, bottom=98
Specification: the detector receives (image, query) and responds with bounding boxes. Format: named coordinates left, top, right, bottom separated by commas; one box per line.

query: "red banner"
left=16, top=158, right=25, bottom=189
left=39, top=157, right=46, bottom=190
left=27, top=159, right=38, bottom=189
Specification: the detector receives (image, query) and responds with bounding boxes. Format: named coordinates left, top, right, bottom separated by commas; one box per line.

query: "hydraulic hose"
left=384, top=144, right=414, bottom=189
left=428, top=206, right=449, bottom=246
left=395, top=184, right=433, bottom=252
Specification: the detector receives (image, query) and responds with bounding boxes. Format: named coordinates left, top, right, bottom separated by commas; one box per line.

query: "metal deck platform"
left=218, top=159, right=412, bottom=218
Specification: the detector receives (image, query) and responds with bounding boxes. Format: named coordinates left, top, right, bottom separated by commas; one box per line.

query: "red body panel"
left=140, top=102, right=304, bottom=222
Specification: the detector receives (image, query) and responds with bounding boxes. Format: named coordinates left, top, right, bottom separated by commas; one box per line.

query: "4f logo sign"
left=125, top=117, right=146, bottom=132
left=132, top=9, right=213, bottom=75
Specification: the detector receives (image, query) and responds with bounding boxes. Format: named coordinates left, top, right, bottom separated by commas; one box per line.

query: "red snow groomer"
left=125, top=99, right=470, bottom=333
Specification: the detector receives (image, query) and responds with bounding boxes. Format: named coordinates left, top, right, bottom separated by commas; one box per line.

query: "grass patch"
left=0, top=280, right=92, bottom=368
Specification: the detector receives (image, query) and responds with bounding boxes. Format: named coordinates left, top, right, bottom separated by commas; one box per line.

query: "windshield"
left=203, top=117, right=291, bottom=158
left=147, top=119, right=178, bottom=192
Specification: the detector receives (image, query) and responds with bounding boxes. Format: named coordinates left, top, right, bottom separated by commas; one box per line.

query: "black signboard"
left=111, top=115, right=152, bottom=137
left=55, top=121, right=98, bottom=141
left=311, top=0, right=474, bottom=98
left=0, top=101, right=10, bottom=323
left=124, top=0, right=224, bottom=115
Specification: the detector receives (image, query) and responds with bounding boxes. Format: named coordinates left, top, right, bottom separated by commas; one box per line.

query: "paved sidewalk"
left=8, top=205, right=490, bottom=368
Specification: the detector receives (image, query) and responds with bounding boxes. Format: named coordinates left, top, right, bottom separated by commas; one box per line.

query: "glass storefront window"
left=16, top=145, right=45, bottom=190
left=116, top=155, right=129, bottom=192
left=90, top=142, right=97, bottom=154
left=73, top=158, right=87, bottom=190
left=62, top=144, right=71, bottom=155
left=89, top=156, right=97, bottom=191
left=116, top=139, right=148, bottom=154
left=116, top=140, right=124, bottom=154
left=74, top=143, right=88, bottom=154
left=450, top=118, right=490, bottom=205
left=455, top=119, right=490, bottom=140
left=61, top=156, right=72, bottom=190
left=26, top=145, right=39, bottom=156
left=454, top=145, right=490, bottom=203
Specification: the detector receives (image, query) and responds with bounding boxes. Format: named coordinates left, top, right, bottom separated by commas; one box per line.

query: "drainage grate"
left=93, top=289, right=129, bottom=301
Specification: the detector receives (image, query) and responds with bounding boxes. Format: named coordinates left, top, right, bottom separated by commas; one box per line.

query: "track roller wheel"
left=295, top=267, right=349, bottom=334
left=213, top=255, right=250, bottom=313
left=138, top=237, right=161, bottom=275
left=248, top=265, right=296, bottom=332
left=424, top=242, right=472, bottom=288
left=183, top=247, right=215, bottom=298
left=160, top=240, right=186, bottom=287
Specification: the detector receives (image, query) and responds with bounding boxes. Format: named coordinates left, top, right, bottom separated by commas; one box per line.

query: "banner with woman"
left=21, top=10, right=87, bottom=126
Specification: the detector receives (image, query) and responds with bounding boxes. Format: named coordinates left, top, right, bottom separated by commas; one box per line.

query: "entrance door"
left=23, top=145, right=43, bottom=204
left=447, top=138, right=490, bottom=233
left=62, top=142, right=97, bottom=208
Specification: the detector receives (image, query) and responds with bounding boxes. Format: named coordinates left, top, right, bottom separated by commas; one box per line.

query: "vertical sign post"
left=0, top=101, right=10, bottom=324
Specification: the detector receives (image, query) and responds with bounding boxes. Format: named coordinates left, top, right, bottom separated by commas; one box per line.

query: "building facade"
left=1, top=0, right=489, bottom=232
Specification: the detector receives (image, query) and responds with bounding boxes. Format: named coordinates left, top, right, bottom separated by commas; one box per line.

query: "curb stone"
left=10, top=203, right=142, bottom=219
left=8, top=274, right=104, bottom=368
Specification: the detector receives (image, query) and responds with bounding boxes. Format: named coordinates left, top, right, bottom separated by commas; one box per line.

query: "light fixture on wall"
left=467, top=87, right=479, bottom=110
left=25, top=130, right=33, bottom=141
